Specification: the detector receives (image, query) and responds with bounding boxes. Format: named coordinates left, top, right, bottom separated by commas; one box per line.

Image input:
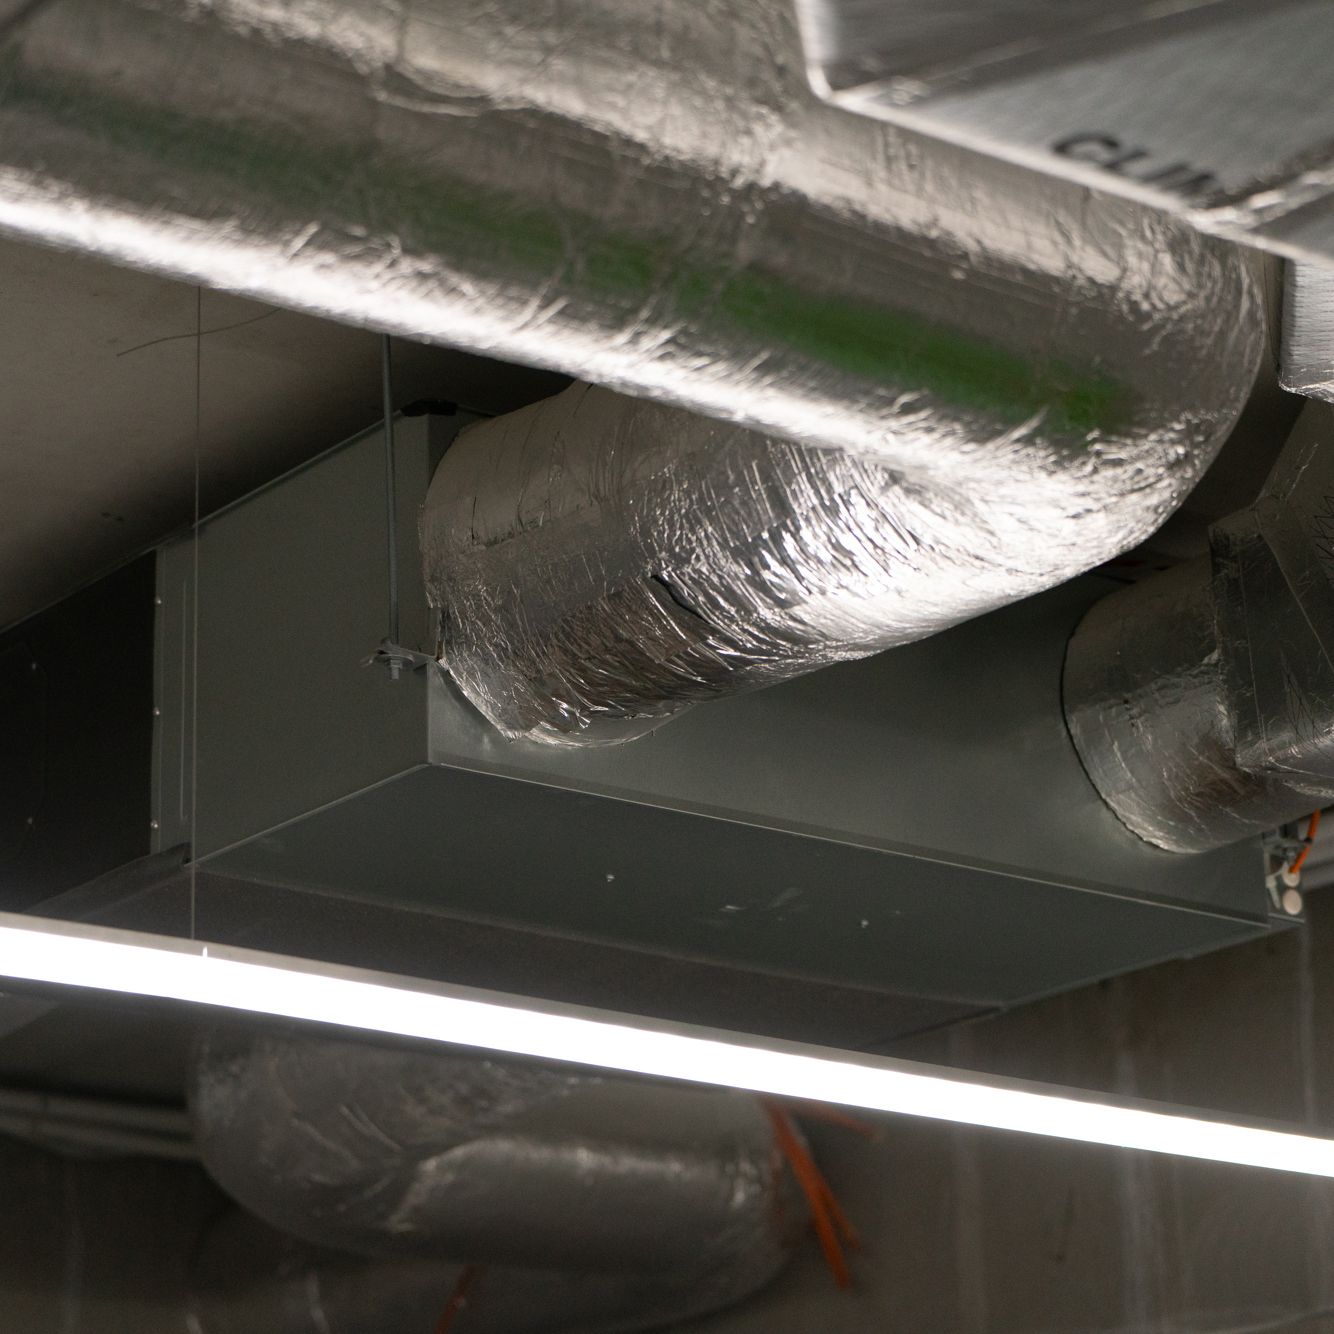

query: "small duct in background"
left=188, top=1210, right=777, bottom=1334
left=189, top=1027, right=800, bottom=1329
left=1065, top=402, right=1334, bottom=854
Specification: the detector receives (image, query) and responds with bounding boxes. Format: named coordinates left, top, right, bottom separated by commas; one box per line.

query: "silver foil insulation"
left=1281, top=263, right=1334, bottom=405
left=2, top=0, right=1261, bottom=748
left=0, top=1126, right=793, bottom=1334
left=0, top=0, right=1257, bottom=472
left=189, top=1027, right=797, bottom=1323
left=426, top=323, right=1258, bottom=744
left=1066, top=403, right=1334, bottom=854
left=190, top=1211, right=787, bottom=1334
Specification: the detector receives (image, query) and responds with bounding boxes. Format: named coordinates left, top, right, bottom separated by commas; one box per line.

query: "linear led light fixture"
left=1, top=910, right=1331, bottom=1177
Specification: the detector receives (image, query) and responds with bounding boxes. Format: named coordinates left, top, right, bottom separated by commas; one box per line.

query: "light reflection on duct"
left=0, top=0, right=1259, bottom=476
left=0, top=0, right=1264, bottom=745
left=1065, top=402, right=1334, bottom=854
left=425, top=352, right=1259, bottom=744
left=189, top=1027, right=798, bottom=1329
left=189, top=1211, right=788, bottom=1334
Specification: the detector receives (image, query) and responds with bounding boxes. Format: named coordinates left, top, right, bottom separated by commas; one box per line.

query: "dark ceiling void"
left=0, top=234, right=568, bottom=631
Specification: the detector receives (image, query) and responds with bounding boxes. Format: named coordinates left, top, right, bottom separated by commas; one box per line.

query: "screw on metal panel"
left=150, top=820, right=160, bottom=830
left=152, top=707, right=161, bottom=716
left=154, top=597, right=163, bottom=606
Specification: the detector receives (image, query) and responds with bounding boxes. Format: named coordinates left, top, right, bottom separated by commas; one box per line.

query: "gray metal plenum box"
left=153, top=420, right=1277, bottom=1033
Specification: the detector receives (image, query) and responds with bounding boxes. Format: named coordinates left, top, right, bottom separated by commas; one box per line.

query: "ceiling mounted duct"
left=1, top=0, right=1263, bottom=749
left=0, top=405, right=1284, bottom=1057
left=1065, top=403, right=1334, bottom=854
left=189, top=1211, right=785, bottom=1334
left=190, top=1027, right=798, bottom=1330
left=792, top=0, right=1334, bottom=267
left=0, top=0, right=1258, bottom=475
left=427, top=344, right=1260, bottom=744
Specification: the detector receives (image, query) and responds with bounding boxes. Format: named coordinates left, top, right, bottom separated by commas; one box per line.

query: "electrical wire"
left=763, top=1100, right=858, bottom=1290
left=783, top=1099, right=882, bottom=1140
left=1291, top=810, right=1322, bottom=874
left=434, top=1264, right=484, bottom=1334
left=115, top=307, right=280, bottom=358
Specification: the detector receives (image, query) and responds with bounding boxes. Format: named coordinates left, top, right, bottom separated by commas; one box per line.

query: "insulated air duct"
left=189, top=1028, right=798, bottom=1328
left=189, top=1212, right=785, bottom=1334
left=0, top=0, right=1262, bottom=743
left=1065, top=403, right=1334, bottom=854
left=0, top=1128, right=795, bottom=1334
left=1, top=0, right=1257, bottom=465
left=425, top=353, right=1260, bottom=743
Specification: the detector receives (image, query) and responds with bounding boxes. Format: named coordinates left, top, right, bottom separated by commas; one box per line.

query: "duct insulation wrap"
left=190, top=1027, right=798, bottom=1308
left=1, top=0, right=1257, bottom=476
left=1065, top=403, right=1334, bottom=854
left=426, top=327, right=1258, bottom=745
left=189, top=1210, right=788, bottom=1334
left=1281, top=262, right=1334, bottom=404
left=0, top=1134, right=794, bottom=1334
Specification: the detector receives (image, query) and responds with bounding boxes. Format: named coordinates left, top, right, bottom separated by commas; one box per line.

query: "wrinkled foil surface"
left=190, top=1026, right=796, bottom=1290
left=1281, top=262, right=1334, bottom=404
left=427, top=343, right=1258, bottom=744
left=190, top=1210, right=792, bottom=1334
left=0, top=0, right=1258, bottom=464
left=0, top=1128, right=793, bottom=1334
left=0, top=0, right=1262, bottom=744
left=1066, top=403, right=1334, bottom=853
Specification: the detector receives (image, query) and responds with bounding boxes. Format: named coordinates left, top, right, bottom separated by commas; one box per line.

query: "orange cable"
left=814, top=1170, right=862, bottom=1252
left=1292, top=810, right=1323, bottom=874
left=783, top=1099, right=882, bottom=1141
left=764, top=1101, right=853, bottom=1289
left=435, top=1264, right=484, bottom=1334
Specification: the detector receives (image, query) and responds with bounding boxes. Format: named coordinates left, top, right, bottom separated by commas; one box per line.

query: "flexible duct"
left=0, top=0, right=1259, bottom=747
left=0, top=1131, right=793, bottom=1334
left=0, top=0, right=1261, bottom=741
left=1064, top=403, right=1334, bottom=854
left=1, top=0, right=1257, bottom=454
left=190, top=1027, right=798, bottom=1324
left=424, top=348, right=1258, bottom=743
left=189, top=1211, right=787, bottom=1334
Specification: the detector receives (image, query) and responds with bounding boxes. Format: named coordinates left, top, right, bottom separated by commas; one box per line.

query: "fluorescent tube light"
left=0, top=911, right=1330, bottom=1177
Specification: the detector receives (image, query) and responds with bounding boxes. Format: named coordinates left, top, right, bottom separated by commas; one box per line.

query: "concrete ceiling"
left=0, top=234, right=567, bottom=630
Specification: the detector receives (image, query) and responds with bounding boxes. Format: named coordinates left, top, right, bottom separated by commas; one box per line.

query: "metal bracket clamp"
left=363, top=640, right=442, bottom=682
left=1262, top=826, right=1307, bottom=914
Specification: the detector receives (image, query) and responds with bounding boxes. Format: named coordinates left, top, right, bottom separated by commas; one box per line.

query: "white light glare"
left=0, top=912, right=1331, bottom=1178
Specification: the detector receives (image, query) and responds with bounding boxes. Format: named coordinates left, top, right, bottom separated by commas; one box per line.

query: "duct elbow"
left=425, top=241, right=1261, bottom=746
left=1065, top=402, right=1334, bottom=854
left=190, top=1027, right=799, bottom=1308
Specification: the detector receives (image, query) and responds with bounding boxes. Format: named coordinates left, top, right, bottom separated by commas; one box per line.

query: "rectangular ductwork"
left=86, top=413, right=1281, bottom=1048
left=795, top=0, right=1334, bottom=266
